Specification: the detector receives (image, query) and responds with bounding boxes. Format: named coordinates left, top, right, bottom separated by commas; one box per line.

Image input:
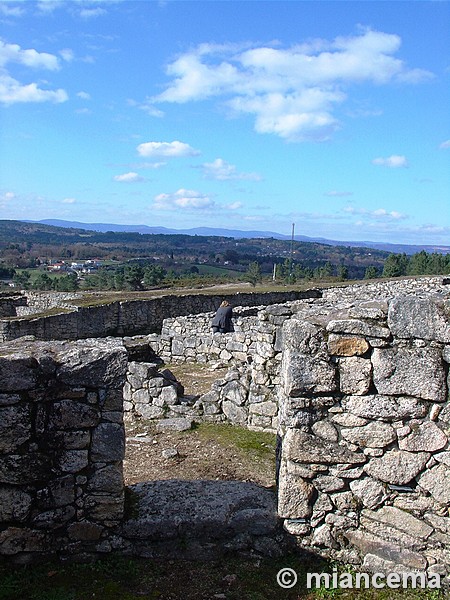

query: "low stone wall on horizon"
left=0, top=289, right=320, bottom=342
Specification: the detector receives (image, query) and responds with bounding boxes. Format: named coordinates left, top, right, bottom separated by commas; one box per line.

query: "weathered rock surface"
left=417, top=464, right=450, bottom=505
left=364, top=450, right=430, bottom=485
left=343, top=395, right=428, bottom=421
left=0, top=406, right=31, bottom=452
left=349, top=478, right=387, bottom=509
left=122, top=480, right=282, bottom=558
left=277, top=463, right=314, bottom=519
left=327, top=335, right=370, bottom=356
left=345, top=529, right=427, bottom=570
left=327, top=319, right=391, bottom=339
left=281, top=320, right=337, bottom=395
left=341, top=422, right=396, bottom=448
left=388, top=296, right=450, bottom=343
left=156, top=418, right=194, bottom=432
left=283, top=428, right=366, bottom=465
left=398, top=421, right=448, bottom=452
left=372, top=347, right=446, bottom=402
left=338, top=357, right=372, bottom=395
left=362, top=506, right=433, bottom=540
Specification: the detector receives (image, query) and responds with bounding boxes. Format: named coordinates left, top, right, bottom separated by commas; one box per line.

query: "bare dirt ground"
left=123, top=362, right=276, bottom=489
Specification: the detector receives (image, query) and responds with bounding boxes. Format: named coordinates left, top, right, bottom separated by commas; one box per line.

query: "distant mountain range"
left=30, top=219, right=450, bottom=256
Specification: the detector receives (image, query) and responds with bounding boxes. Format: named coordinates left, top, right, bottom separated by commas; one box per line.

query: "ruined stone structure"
left=0, top=276, right=448, bottom=581
left=0, top=338, right=127, bottom=563
left=277, top=291, right=450, bottom=577
left=0, top=289, right=319, bottom=342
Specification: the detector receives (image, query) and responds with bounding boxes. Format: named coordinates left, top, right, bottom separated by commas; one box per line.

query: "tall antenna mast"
left=289, top=222, right=295, bottom=283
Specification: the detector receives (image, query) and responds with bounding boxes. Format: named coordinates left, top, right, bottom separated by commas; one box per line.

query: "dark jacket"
left=211, top=305, right=233, bottom=332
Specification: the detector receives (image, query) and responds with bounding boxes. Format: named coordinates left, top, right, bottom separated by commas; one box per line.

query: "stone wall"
left=122, top=360, right=280, bottom=431
left=0, top=337, right=128, bottom=564
left=1, top=276, right=449, bottom=573
left=277, top=292, right=450, bottom=578
left=321, top=275, right=449, bottom=303
left=0, top=293, right=28, bottom=317
left=16, top=291, right=83, bottom=317
left=0, top=289, right=320, bottom=342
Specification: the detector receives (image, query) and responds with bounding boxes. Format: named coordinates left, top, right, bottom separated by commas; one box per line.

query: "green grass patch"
left=194, top=264, right=243, bottom=276
left=194, top=422, right=276, bottom=461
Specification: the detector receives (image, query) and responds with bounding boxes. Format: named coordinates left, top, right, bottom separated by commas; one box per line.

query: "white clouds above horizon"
left=0, top=3, right=25, bottom=17
left=0, top=39, right=60, bottom=70
left=137, top=140, right=200, bottom=158
left=0, top=191, right=15, bottom=206
left=113, top=172, right=145, bottom=183
left=128, top=97, right=164, bottom=117
left=226, top=201, right=243, bottom=210
left=372, top=155, right=409, bottom=168
left=152, top=29, right=433, bottom=142
left=343, top=205, right=408, bottom=221
left=153, top=188, right=214, bottom=210
left=60, top=48, right=74, bottom=62
left=0, top=72, right=68, bottom=104
left=0, top=39, right=68, bottom=104
left=132, top=161, right=166, bottom=170
left=201, top=158, right=262, bottom=181
left=35, top=0, right=119, bottom=18
left=79, top=7, right=106, bottom=19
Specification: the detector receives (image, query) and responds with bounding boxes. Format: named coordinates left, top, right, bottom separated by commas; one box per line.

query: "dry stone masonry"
left=0, top=337, right=128, bottom=563
left=0, top=289, right=319, bottom=342
left=0, top=275, right=449, bottom=579
left=277, top=285, right=449, bottom=579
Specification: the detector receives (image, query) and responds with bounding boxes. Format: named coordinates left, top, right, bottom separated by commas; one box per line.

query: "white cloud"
left=113, top=172, right=145, bottom=183
left=0, top=39, right=68, bottom=105
left=79, top=7, right=107, bottom=19
left=60, top=48, right=74, bottom=62
left=137, top=140, right=200, bottom=158
left=226, top=201, right=243, bottom=210
left=37, top=0, right=64, bottom=13
left=62, top=197, right=76, bottom=204
left=153, top=29, right=433, bottom=142
left=77, top=90, right=91, bottom=100
left=372, top=155, right=409, bottom=168
left=153, top=189, right=214, bottom=210
left=439, top=140, right=450, bottom=150
left=0, top=39, right=60, bottom=70
left=128, top=97, right=164, bottom=117
left=201, top=158, right=262, bottom=181
left=0, top=191, right=15, bottom=206
left=133, top=162, right=166, bottom=170
left=325, top=190, right=353, bottom=197
left=243, top=215, right=265, bottom=222
left=343, top=205, right=407, bottom=220
left=0, top=72, right=68, bottom=104
left=0, top=4, right=25, bottom=17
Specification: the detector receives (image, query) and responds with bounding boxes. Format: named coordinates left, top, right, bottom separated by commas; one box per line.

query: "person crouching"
left=211, top=300, right=233, bottom=333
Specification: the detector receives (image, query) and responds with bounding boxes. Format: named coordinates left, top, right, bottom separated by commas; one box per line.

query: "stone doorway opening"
left=121, top=360, right=283, bottom=560
left=122, top=361, right=277, bottom=489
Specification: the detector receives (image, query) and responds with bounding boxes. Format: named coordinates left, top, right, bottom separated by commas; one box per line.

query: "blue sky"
left=0, top=0, right=449, bottom=245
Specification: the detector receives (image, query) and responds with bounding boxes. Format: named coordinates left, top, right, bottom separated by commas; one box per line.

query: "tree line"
left=6, top=250, right=450, bottom=292
left=381, top=251, right=450, bottom=278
